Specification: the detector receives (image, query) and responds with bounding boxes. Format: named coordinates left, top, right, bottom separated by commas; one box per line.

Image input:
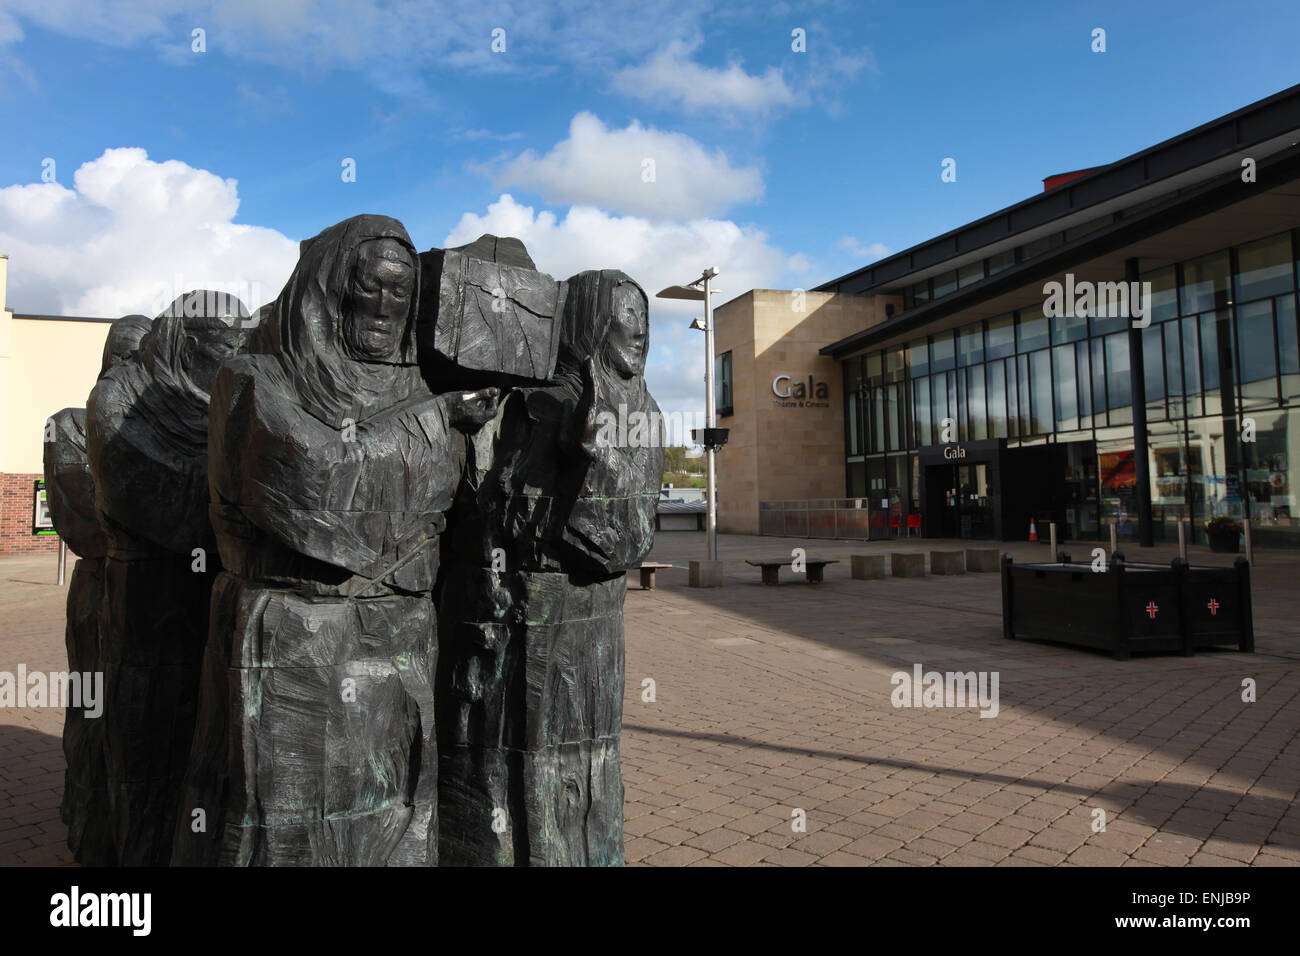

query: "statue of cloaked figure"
left=176, top=215, right=497, bottom=866
left=85, top=294, right=249, bottom=866
left=437, top=269, right=663, bottom=866
left=43, top=313, right=152, bottom=866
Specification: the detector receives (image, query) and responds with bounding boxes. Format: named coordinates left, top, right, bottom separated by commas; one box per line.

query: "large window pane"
left=1234, top=233, right=1293, bottom=302
left=1091, top=337, right=1108, bottom=427
left=947, top=372, right=958, bottom=438
left=1235, top=299, right=1278, bottom=409
left=1279, top=295, right=1299, bottom=403
left=715, top=351, right=734, bottom=415
left=1181, top=317, right=1203, bottom=418
left=1076, top=340, right=1092, bottom=429
left=1106, top=332, right=1132, bottom=424
left=908, top=338, right=929, bottom=377
left=931, top=332, right=956, bottom=372
left=968, top=363, right=987, bottom=439
left=1164, top=321, right=1183, bottom=417
left=1031, top=349, right=1053, bottom=434
left=1017, top=353, right=1032, bottom=435
left=1240, top=408, right=1300, bottom=540
left=1017, top=306, right=1050, bottom=352
left=958, top=322, right=984, bottom=366
left=886, top=347, right=906, bottom=383
left=956, top=368, right=968, bottom=440
left=865, top=352, right=883, bottom=387
left=887, top=383, right=902, bottom=451
left=847, top=389, right=861, bottom=455
left=932, top=374, right=948, bottom=439
left=1142, top=327, right=1165, bottom=421
left=845, top=355, right=864, bottom=391
left=1181, top=251, right=1230, bottom=314
left=914, top=376, right=931, bottom=446
left=1053, top=344, right=1077, bottom=431
left=987, top=361, right=1008, bottom=438
left=1006, top=357, right=1021, bottom=436
left=1144, top=266, right=1178, bottom=324
left=1200, top=312, right=1222, bottom=418
left=869, top=387, right=885, bottom=453
left=1052, top=309, right=1088, bottom=345
left=987, top=313, right=1015, bottom=359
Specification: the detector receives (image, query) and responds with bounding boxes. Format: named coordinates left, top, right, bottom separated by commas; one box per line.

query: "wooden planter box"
left=1001, top=555, right=1253, bottom=660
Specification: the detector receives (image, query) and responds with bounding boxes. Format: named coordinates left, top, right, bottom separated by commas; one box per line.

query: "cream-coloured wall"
left=0, top=257, right=12, bottom=476
left=0, top=262, right=113, bottom=474
left=714, top=289, right=896, bottom=534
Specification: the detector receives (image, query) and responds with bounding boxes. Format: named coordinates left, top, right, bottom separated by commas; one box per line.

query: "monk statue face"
left=345, top=238, right=415, bottom=361
left=182, top=321, right=250, bottom=393
left=604, top=283, right=649, bottom=379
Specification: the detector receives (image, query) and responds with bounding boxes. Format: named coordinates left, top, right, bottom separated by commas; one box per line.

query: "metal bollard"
left=1049, top=522, right=1057, bottom=563
left=1109, top=521, right=1118, bottom=558
left=57, top=538, right=67, bottom=586
left=1243, top=517, right=1253, bottom=567
left=1178, top=519, right=1187, bottom=563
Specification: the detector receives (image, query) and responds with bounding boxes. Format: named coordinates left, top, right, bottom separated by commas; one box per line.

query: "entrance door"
left=959, top=462, right=992, bottom=538
left=927, top=462, right=993, bottom=539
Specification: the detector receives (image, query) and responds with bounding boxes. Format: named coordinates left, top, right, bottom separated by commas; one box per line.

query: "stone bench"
left=850, top=554, right=887, bottom=580
left=930, top=550, right=966, bottom=574
left=964, top=548, right=1001, bottom=573
left=636, top=562, right=673, bottom=590
left=890, top=553, right=926, bottom=578
left=745, top=557, right=840, bottom=585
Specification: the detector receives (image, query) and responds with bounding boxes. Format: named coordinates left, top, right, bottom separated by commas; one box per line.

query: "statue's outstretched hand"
left=447, top=387, right=500, bottom=432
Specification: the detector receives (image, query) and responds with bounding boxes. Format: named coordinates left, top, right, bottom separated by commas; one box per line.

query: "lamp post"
left=657, top=268, right=721, bottom=561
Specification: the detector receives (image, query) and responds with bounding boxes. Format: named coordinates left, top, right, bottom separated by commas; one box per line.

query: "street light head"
left=703, top=266, right=720, bottom=279
left=656, top=284, right=706, bottom=301
left=689, top=317, right=706, bottom=331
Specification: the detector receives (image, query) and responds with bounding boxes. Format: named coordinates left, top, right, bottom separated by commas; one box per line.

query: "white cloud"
left=444, top=193, right=794, bottom=420
left=0, top=147, right=298, bottom=317
left=836, top=235, right=890, bottom=262
left=610, top=38, right=798, bottom=117
left=0, top=0, right=724, bottom=91
left=472, top=111, right=764, bottom=220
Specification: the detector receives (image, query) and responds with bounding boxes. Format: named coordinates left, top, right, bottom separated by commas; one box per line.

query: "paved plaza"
left=2, top=533, right=1298, bottom=867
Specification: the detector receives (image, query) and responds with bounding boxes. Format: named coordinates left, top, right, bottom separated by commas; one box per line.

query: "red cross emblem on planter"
left=1145, top=601, right=1158, bottom=619
left=1207, top=599, right=1220, bottom=617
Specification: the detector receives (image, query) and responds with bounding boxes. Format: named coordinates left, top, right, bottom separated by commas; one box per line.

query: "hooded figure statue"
left=84, top=294, right=249, bottom=866
left=437, top=268, right=663, bottom=866
left=43, top=312, right=153, bottom=866
left=176, top=214, right=496, bottom=866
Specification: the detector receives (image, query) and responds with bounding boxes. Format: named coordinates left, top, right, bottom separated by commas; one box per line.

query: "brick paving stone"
left=642, top=845, right=709, bottom=867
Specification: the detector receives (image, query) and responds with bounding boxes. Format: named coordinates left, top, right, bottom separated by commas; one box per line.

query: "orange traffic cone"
left=1029, top=518, right=1038, bottom=542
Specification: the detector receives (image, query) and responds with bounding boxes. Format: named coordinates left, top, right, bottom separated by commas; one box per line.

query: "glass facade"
left=843, top=228, right=1300, bottom=545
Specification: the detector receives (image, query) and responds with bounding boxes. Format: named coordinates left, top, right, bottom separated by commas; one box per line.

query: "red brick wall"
left=1, top=473, right=60, bottom=555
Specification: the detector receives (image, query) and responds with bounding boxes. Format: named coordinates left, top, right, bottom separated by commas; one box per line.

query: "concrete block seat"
left=965, top=547, right=1001, bottom=572
left=929, top=550, right=966, bottom=575
left=890, top=552, right=926, bottom=577
left=851, top=554, right=887, bottom=579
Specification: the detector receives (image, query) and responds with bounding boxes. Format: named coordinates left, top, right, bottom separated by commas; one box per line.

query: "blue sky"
left=1, top=0, right=1297, bottom=417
